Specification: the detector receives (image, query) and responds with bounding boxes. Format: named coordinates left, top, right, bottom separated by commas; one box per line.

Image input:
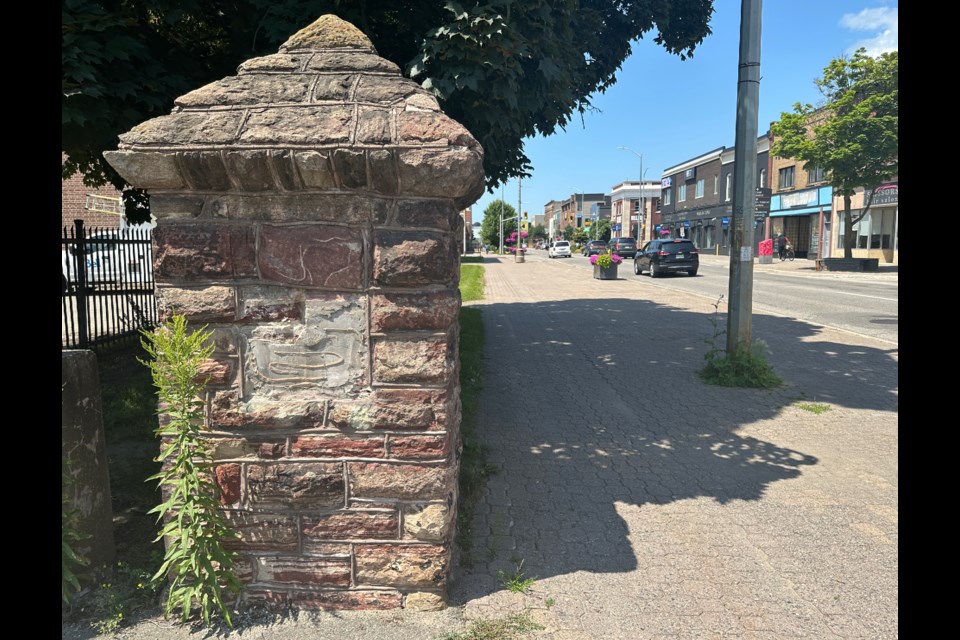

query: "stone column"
left=105, top=14, right=483, bottom=611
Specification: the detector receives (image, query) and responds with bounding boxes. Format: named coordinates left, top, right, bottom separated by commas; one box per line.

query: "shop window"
left=879, top=208, right=895, bottom=250
left=779, top=166, right=795, bottom=189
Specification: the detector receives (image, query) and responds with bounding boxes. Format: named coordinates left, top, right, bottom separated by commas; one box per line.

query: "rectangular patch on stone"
left=247, top=463, right=345, bottom=508
left=244, top=294, right=367, bottom=396
left=291, top=436, right=385, bottom=459
left=302, top=512, right=399, bottom=544
left=354, top=544, right=449, bottom=589
left=373, top=337, right=450, bottom=384
left=224, top=512, right=299, bottom=552
left=255, top=557, right=351, bottom=586
left=258, top=225, right=364, bottom=289
left=347, top=462, right=451, bottom=501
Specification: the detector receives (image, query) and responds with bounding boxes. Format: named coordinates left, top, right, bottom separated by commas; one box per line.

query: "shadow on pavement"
left=449, top=296, right=898, bottom=603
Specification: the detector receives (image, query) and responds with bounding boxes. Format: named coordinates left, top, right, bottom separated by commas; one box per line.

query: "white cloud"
left=840, top=6, right=898, bottom=56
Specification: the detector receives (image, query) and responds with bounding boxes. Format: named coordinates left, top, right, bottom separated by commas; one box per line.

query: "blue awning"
left=770, top=206, right=832, bottom=217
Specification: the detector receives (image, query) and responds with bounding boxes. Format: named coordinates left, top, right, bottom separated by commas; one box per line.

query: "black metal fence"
left=61, top=219, right=157, bottom=350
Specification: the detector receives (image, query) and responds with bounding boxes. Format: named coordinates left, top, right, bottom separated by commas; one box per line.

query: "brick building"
left=61, top=154, right=125, bottom=230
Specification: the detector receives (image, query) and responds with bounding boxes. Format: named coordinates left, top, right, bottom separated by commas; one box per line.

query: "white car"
left=62, top=225, right=154, bottom=293
left=548, top=241, right=572, bottom=258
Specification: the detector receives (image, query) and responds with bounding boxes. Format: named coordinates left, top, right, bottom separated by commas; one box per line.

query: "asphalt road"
left=528, top=250, right=899, bottom=345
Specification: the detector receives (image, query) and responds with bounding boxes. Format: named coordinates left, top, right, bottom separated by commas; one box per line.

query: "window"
left=725, top=174, right=733, bottom=201
left=695, top=179, right=705, bottom=199
left=663, top=188, right=672, bottom=206
left=759, top=169, right=767, bottom=188
left=714, top=176, right=719, bottom=195
left=836, top=212, right=871, bottom=249
left=660, top=240, right=695, bottom=254
left=779, top=166, right=795, bottom=189
left=678, top=184, right=687, bottom=202
left=807, top=165, right=826, bottom=183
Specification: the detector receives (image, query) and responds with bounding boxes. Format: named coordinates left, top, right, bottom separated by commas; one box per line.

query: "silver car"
left=548, top=241, right=572, bottom=258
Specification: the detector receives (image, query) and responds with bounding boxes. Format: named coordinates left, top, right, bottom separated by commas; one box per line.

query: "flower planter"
left=593, top=264, right=618, bottom=280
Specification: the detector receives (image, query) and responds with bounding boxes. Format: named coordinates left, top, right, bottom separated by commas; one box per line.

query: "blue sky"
left=470, top=0, right=898, bottom=223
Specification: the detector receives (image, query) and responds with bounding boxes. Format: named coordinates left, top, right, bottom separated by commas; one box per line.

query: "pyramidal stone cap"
left=280, top=13, right=375, bottom=52
left=104, top=14, right=484, bottom=207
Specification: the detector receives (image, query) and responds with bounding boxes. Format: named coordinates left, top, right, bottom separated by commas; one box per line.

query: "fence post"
left=73, top=219, right=89, bottom=349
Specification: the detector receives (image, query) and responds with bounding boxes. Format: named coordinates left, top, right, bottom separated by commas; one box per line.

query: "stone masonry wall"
left=105, top=15, right=484, bottom=610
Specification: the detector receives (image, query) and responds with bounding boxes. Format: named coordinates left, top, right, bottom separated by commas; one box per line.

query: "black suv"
left=582, top=240, right=608, bottom=257
left=634, top=238, right=699, bottom=277
left=608, top=237, right=638, bottom=258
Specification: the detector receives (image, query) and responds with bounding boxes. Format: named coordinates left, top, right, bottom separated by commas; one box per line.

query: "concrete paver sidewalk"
left=62, top=255, right=897, bottom=639
left=450, top=256, right=897, bottom=639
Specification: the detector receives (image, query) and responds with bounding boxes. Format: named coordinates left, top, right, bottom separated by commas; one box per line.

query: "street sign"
left=754, top=187, right=772, bottom=219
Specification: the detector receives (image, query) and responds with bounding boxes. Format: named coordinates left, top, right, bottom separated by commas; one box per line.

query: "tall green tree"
left=591, top=218, right=612, bottom=242
left=528, top=223, right=547, bottom=242
left=771, top=49, right=898, bottom=259
left=63, top=1, right=715, bottom=205
left=480, top=199, right=517, bottom=251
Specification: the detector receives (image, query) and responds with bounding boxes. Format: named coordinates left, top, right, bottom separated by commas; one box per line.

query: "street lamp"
left=618, top=146, right=647, bottom=242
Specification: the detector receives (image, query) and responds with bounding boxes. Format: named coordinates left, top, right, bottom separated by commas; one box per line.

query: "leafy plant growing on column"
left=140, top=316, right=240, bottom=627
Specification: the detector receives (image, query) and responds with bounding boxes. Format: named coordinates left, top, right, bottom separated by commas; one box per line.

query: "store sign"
left=661, top=177, right=672, bottom=188
left=781, top=189, right=818, bottom=209
left=873, top=183, right=898, bottom=205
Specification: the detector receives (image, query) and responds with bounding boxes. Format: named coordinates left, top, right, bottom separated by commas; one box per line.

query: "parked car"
left=62, top=225, right=154, bottom=293
left=608, top=237, right=638, bottom=258
left=582, top=240, right=608, bottom=257
left=633, top=238, right=699, bottom=277
left=548, top=240, right=572, bottom=258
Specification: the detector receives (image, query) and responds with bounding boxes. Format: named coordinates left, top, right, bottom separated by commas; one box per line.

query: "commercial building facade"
left=609, top=181, right=660, bottom=244
left=659, top=138, right=770, bottom=255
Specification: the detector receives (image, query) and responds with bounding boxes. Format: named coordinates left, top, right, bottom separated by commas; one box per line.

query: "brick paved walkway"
left=450, top=255, right=898, bottom=639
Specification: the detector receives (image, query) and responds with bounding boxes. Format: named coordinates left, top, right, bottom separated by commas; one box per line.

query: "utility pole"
left=638, top=155, right=644, bottom=241
left=727, top=0, right=763, bottom=354
left=499, top=183, right=505, bottom=255
left=618, top=147, right=645, bottom=241
left=516, top=178, right=525, bottom=263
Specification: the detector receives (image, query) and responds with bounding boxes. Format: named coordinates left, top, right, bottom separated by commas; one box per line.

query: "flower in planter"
left=590, top=252, right=623, bottom=268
